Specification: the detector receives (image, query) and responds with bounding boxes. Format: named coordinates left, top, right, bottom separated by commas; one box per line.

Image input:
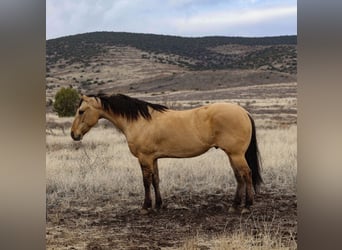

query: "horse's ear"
left=81, top=95, right=101, bottom=108
left=81, top=95, right=91, bottom=102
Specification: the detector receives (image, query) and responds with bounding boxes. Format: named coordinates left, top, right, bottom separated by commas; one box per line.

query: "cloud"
left=171, top=5, right=297, bottom=36
left=46, top=0, right=297, bottom=39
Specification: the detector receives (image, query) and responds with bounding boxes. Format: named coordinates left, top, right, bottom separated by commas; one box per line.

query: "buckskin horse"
left=71, top=94, right=262, bottom=214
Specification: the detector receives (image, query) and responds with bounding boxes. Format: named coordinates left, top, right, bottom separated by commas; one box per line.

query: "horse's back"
left=164, top=102, right=251, bottom=151
left=162, top=102, right=250, bottom=141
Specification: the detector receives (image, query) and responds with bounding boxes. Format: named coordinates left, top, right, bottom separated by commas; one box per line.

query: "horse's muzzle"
left=71, top=131, right=82, bottom=141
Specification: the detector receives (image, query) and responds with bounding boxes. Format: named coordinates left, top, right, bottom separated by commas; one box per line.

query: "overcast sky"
left=46, top=0, right=297, bottom=40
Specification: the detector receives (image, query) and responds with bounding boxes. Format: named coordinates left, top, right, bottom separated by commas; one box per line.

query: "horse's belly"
left=157, top=136, right=211, bottom=158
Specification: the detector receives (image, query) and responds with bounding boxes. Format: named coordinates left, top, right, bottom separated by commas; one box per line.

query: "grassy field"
left=46, top=111, right=296, bottom=249
left=46, top=121, right=296, bottom=197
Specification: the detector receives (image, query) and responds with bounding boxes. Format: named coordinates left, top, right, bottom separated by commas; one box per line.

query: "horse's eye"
left=79, top=110, right=84, bottom=115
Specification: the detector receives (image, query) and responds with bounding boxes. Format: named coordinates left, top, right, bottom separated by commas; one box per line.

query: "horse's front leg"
left=139, top=160, right=153, bottom=213
left=152, top=159, right=162, bottom=209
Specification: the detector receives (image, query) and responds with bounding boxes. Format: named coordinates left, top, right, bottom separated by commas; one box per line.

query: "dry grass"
left=46, top=117, right=296, bottom=249
left=182, top=227, right=297, bottom=250
left=46, top=121, right=296, bottom=199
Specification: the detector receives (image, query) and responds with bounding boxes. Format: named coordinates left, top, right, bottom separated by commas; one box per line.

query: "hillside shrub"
left=53, top=87, right=80, bottom=117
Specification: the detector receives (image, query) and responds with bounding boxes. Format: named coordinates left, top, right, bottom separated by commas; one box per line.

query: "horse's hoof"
left=241, top=208, right=251, bottom=214
left=156, top=203, right=167, bottom=210
left=228, top=206, right=239, bottom=213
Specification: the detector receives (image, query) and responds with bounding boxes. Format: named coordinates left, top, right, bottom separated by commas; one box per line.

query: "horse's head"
left=71, top=95, right=102, bottom=141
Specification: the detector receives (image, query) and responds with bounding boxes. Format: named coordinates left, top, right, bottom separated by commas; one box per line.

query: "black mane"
left=85, top=94, right=168, bottom=120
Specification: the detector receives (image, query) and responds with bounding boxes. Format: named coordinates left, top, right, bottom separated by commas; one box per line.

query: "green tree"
left=53, top=87, right=80, bottom=117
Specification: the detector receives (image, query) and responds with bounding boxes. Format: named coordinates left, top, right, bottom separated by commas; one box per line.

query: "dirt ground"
left=46, top=187, right=296, bottom=249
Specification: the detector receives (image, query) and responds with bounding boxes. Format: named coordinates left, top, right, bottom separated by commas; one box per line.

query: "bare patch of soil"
left=47, top=189, right=296, bottom=249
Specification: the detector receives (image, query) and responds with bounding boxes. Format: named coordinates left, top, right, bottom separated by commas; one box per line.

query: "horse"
left=71, top=93, right=262, bottom=214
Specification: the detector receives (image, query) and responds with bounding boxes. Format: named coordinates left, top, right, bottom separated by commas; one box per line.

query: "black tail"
left=245, top=114, right=263, bottom=193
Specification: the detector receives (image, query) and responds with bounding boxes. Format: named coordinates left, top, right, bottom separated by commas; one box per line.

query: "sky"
left=46, top=0, right=297, bottom=40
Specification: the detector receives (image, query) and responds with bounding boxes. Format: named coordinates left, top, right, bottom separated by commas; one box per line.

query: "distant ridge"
left=47, top=31, right=296, bottom=72
left=48, top=31, right=296, bottom=44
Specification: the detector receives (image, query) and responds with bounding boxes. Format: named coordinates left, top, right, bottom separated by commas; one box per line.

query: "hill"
left=46, top=32, right=297, bottom=103
left=47, top=32, right=296, bottom=72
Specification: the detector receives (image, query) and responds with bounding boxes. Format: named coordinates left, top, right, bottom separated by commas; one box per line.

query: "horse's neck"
left=101, top=111, right=128, bottom=134
left=101, top=107, right=165, bottom=139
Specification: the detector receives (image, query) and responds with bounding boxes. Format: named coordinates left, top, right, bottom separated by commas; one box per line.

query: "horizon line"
left=47, top=30, right=297, bottom=41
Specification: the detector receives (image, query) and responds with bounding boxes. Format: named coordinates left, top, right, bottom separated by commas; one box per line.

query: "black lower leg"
left=232, top=188, right=243, bottom=208
left=152, top=180, right=162, bottom=208
left=143, top=178, right=152, bottom=209
left=141, top=166, right=152, bottom=209
left=244, top=172, right=254, bottom=209
left=245, top=188, right=254, bottom=209
left=232, top=171, right=244, bottom=208
left=152, top=161, right=162, bottom=209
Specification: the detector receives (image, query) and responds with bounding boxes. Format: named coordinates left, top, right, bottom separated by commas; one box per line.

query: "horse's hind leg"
left=228, top=167, right=245, bottom=213
left=152, top=159, right=162, bottom=209
left=228, top=153, right=254, bottom=214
